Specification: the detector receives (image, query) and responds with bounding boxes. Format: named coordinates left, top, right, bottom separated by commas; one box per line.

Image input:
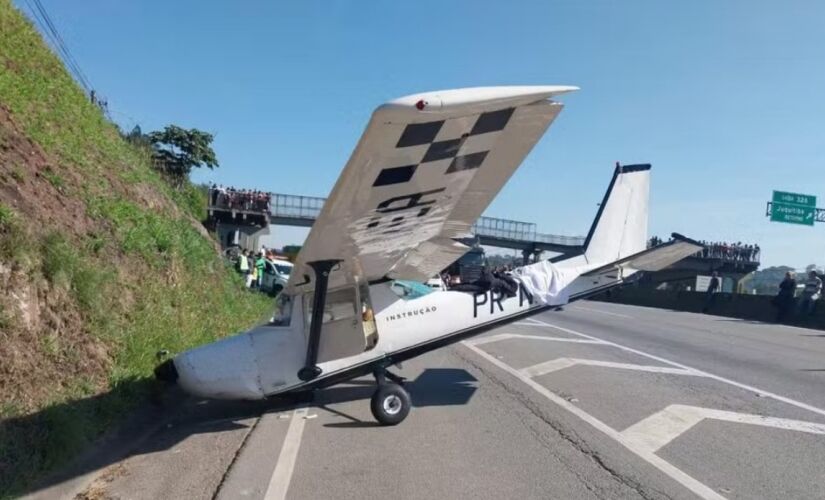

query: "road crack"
left=210, top=415, right=263, bottom=500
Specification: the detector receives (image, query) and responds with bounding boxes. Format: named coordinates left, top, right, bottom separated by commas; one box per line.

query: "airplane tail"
left=581, top=163, right=650, bottom=265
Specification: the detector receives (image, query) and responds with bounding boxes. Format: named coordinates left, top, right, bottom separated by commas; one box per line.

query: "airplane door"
left=311, top=283, right=378, bottom=363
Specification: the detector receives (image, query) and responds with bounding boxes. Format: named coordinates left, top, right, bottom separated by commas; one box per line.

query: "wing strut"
left=297, top=259, right=341, bottom=381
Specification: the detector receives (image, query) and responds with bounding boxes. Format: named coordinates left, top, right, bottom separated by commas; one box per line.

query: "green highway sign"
left=770, top=190, right=817, bottom=226
left=772, top=190, right=816, bottom=208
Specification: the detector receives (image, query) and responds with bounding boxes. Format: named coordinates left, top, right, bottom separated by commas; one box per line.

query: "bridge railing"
left=472, top=216, right=536, bottom=241
left=214, top=190, right=587, bottom=247
left=270, top=193, right=324, bottom=220
left=533, top=232, right=586, bottom=246
left=471, top=216, right=585, bottom=247
left=208, top=188, right=272, bottom=214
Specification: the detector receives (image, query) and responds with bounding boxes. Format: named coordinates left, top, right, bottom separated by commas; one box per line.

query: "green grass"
left=41, top=169, right=64, bottom=190
left=0, top=1, right=274, bottom=496
left=0, top=202, right=33, bottom=268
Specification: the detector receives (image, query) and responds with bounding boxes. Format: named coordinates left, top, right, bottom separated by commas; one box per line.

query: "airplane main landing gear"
left=370, top=368, right=411, bottom=425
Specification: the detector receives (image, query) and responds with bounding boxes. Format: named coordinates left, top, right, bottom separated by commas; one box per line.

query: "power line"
left=23, top=0, right=94, bottom=93
left=30, top=0, right=93, bottom=92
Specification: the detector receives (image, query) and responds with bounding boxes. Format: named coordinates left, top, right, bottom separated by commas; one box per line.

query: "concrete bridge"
left=209, top=192, right=585, bottom=259
left=207, top=191, right=760, bottom=277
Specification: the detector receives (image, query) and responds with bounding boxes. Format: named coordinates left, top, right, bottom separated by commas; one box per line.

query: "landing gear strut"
left=370, top=367, right=411, bottom=426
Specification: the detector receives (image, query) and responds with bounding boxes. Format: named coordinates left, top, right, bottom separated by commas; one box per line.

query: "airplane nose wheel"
left=370, top=368, right=411, bottom=425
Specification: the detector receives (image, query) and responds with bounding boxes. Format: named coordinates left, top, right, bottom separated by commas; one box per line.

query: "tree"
left=123, top=125, right=151, bottom=148
left=282, top=245, right=302, bottom=262
left=148, top=125, right=219, bottom=184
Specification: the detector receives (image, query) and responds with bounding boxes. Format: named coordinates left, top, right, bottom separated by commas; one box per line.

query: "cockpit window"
left=269, top=293, right=292, bottom=326
left=389, top=280, right=434, bottom=300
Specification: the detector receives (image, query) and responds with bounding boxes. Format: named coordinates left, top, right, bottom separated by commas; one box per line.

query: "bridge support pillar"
left=522, top=249, right=532, bottom=266
left=216, top=222, right=270, bottom=252
left=521, top=247, right=543, bottom=266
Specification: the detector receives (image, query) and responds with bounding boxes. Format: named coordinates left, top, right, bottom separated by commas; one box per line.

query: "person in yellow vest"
left=237, top=249, right=250, bottom=287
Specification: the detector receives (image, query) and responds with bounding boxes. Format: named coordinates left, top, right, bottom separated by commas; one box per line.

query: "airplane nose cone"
left=154, top=358, right=178, bottom=383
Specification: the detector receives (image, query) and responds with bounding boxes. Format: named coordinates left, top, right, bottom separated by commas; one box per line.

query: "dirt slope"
left=0, top=1, right=272, bottom=495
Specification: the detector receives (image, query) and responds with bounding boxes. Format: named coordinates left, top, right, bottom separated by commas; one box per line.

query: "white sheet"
left=513, top=260, right=581, bottom=306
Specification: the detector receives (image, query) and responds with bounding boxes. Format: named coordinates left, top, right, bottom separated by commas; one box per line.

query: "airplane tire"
left=370, top=383, right=411, bottom=426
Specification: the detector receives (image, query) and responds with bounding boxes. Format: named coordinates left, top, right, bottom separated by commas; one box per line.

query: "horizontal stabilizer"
left=582, top=233, right=703, bottom=276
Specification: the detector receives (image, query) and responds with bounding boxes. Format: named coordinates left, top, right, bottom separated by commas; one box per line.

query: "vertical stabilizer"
left=582, top=164, right=650, bottom=265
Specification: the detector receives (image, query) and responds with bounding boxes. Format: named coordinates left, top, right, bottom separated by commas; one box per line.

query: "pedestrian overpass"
left=208, top=192, right=761, bottom=275
left=210, top=192, right=586, bottom=260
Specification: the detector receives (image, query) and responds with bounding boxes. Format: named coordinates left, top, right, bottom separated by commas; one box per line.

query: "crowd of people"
left=209, top=185, right=272, bottom=213
left=229, top=246, right=290, bottom=291
left=696, top=241, right=760, bottom=262
left=647, top=237, right=760, bottom=263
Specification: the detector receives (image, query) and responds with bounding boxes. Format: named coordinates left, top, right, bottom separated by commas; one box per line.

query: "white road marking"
left=468, top=333, right=606, bottom=347
left=569, top=305, right=633, bottom=319
left=264, top=407, right=309, bottom=500
left=622, top=404, right=825, bottom=453
left=521, top=357, right=702, bottom=378
left=529, top=319, right=825, bottom=419
left=462, top=341, right=727, bottom=500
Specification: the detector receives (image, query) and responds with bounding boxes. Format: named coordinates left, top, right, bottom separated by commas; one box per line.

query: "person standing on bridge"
left=796, top=270, right=822, bottom=317
left=773, top=271, right=797, bottom=322
left=702, top=271, right=720, bottom=313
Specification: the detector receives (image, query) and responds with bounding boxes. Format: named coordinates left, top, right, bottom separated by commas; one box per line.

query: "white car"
left=260, top=258, right=293, bottom=296
left=426, top=276, right=447, bottom=291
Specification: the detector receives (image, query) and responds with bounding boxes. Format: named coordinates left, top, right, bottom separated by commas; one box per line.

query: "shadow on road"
left=320, top=368, right=478, bottom=428
left=5, top=368, right=477, bottom=497
left=1, top=377, right=292, bottom=498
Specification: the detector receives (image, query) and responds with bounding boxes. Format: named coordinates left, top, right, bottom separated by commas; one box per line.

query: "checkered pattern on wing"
left=372, top=107, right=515, bottom=187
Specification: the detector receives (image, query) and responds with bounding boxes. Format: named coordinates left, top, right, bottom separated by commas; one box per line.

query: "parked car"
left=426, top=276, right=447, bottom=291
left=260, top=258, right=293, bottom=297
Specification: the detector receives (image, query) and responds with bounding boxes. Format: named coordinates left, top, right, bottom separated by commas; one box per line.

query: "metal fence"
left=471, top=216, right=585, bottom=246
left=270, top=193, right=325, bottom=220
left=472, top=216, right=537, bottom=241
left=533, top=232, right=586, bottom=246
left=217, top=191, right=585, bottom=246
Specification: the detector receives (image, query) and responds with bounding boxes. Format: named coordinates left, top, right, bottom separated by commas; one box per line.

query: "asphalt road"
left=29, top=301, right=825, bottom=500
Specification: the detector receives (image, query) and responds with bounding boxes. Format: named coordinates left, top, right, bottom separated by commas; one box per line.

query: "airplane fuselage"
left=171, top=269, right=622, bottom=401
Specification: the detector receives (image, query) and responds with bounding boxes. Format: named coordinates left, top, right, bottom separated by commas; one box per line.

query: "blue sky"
left=16, top=1, right=825, bottom=268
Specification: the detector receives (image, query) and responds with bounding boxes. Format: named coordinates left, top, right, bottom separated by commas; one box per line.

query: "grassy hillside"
left=0, top=1, right=272, bottom=495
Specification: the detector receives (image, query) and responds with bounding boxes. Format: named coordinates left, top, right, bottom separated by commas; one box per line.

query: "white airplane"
left=155, top=86, right=702, bottom=425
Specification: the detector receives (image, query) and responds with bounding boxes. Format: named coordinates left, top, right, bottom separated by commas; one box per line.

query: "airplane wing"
left=581, top=233, right=704, bottom=277
left=287, top=86, right=577, bottom=294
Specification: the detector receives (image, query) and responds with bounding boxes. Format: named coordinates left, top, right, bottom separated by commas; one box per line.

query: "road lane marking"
left=469, top=333, right=606, bottom=347
left=529, top=319, right=825, bottom=419
left=521, top=357, right=703, bottom=378
left=264, top=407, right=309, bottom=500
left=621, top=404, right=825, bottom=453
left=569, top=305, right=633, bottom=319
left=462, top=341, right=727, bottom=500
